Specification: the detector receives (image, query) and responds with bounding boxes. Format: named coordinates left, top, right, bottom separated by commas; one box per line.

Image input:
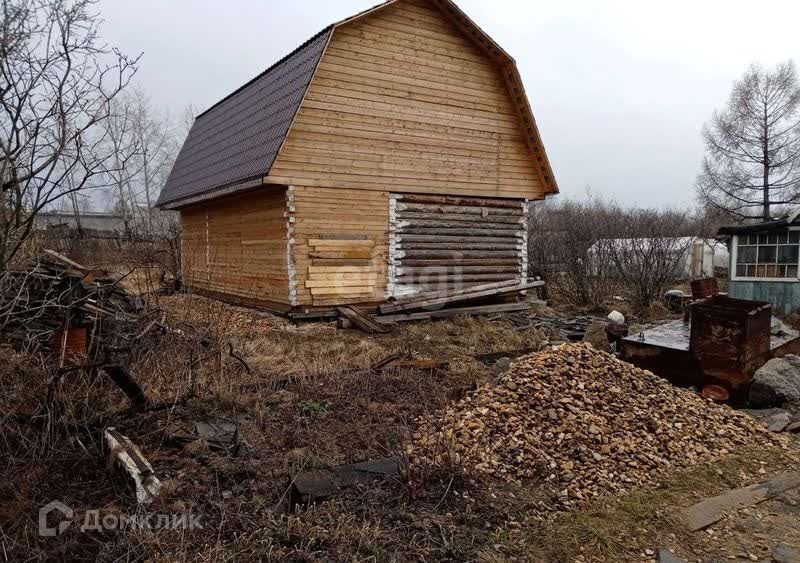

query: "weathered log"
left=397, top=202, right=524, bottom=216
left=396, top=193, right=523, bottom=209
left=396, top=266, right=520, bottom=275
left=397, top=212, right=524, bottom=225
left=386, top=280, right=521, bottom=307
left=379, top=302, right=533, bottom=323
left=397, top=227, right=522, bottom=237
left=398, top=242, right=522, bottom=251
left=399, top=250, right=522, bottom=259
left=399, top=259, right=521, bottom=267
left=380, top=281, right=543, bottom=314
left=396, top=234, right=524, bottom=244
left=400, top=274, right=519, bottom=284
left=337, top=306, right=389, bottom=334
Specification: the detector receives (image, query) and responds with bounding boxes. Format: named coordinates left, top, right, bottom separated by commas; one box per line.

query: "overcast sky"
left=99, top=0, right=800, bottom=208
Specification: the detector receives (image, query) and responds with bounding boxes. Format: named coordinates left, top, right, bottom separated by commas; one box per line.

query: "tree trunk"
left=763, top=101, right=771, bottom=220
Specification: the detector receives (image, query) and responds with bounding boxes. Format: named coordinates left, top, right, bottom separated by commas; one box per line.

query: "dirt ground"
left=1, top=293, right=799, bottom=561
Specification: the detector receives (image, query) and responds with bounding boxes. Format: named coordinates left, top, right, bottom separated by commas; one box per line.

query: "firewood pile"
left=410, top=343, right=785, bottom=510
left=0, top=251, right=147, bottom=356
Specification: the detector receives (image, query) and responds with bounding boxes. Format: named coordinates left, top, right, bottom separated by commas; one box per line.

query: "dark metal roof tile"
left=157, top=27, right=332, bottom=208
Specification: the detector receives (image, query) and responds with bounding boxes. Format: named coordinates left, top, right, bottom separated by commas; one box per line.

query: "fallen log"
left=380, top=281, right=544, bottom=315
left=378, top=302, right=532, bottom=324
left=385, top=279, right=521, bottom=307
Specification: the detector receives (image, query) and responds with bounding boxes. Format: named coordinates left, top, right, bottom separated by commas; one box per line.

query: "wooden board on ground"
left=384, top=279, right=520, bottom=308
left=338, top=305, right=389, bottom=334
left=290, top=457, right=401, bottom=506
left=380, top=281, right=544, bottom=314
left=680, top=471, right=800, bottom=531
left=378, top=302, right=532, bottom=324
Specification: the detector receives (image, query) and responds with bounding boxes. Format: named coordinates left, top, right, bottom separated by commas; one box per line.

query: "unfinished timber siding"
left=291, top=186, right=390, bottom=307
left=180, top=188, right=291, bottom=308
left=388, top=194, right=527, bottom=297
left=268, top=0, right=545, bottom=200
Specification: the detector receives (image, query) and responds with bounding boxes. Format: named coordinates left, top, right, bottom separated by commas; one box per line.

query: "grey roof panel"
left=157, top=27, right=332, bottom=208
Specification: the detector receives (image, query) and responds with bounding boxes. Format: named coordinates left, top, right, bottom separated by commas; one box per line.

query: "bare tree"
left=0, top=0, right=139, bottom=269
left=100, top=88, right=178, bottom=236
left=602, top=208, right=699, bottom=310
left=530, top=199, right=708, bottom=312
left=100, top=96, right=141, bottom=236
left=698, top=61, right=800, bottom=220
left=528, top=197, right=619, bottom=308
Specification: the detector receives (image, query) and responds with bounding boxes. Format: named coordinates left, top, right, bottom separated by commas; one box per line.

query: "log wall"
left=180, top=188, right=291, bottom=307
left=269, top=0, right=545, bottom=201
left=389, top=193, right=527, bottom=297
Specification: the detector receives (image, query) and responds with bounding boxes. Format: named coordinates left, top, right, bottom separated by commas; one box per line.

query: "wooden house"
left=719, top=211, right=800, bottom=314
left=156, top=0, right=558, bottom=314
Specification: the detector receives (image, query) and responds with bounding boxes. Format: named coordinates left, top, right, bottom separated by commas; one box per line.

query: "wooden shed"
left=156, top=0, right=558, bottom=314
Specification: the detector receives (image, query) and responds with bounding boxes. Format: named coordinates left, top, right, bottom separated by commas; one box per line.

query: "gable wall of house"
left=180, top=188, right=292, bottom=307
left=269, top=0, right=545, bottom=200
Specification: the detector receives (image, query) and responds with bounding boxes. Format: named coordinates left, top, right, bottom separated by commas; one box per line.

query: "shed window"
left=736, top=231, right=800, bottom=279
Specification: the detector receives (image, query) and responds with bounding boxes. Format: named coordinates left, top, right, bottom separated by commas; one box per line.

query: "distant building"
left=37, top=211, right=125, bottom=234
left=718, top=210, right=800, bottom=314
left=589, top=237, right=729, bottom=279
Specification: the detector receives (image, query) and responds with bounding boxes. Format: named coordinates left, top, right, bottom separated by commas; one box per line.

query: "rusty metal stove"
left=689, top=296, right=771, bottom=388
left=621, top=296, right=799, bottom=392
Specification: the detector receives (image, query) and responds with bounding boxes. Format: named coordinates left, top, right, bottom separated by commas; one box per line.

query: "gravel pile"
left=410, top=343, right=784, bottom=507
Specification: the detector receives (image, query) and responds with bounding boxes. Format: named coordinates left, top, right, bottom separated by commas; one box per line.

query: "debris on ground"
left=331, top=280, right=546, bottom=331
left=337, top=305, right=389, bottom=334
left=526, top=314, right=604, bottom=341
left=289, top=457, right=401, bottom=507
left=772, top=544, right=800, bottom=563
left=166, top=419, right=244, bottom=456
left=101, top=366, right=149, bottom=408
left=749, top=354, right=800, bottom=408
left=680, top=471, right=800, bottom=531
left=475, top=347, right=541, bottom=367
left=410, top=343, right=786, bottom=511
left=657, top=547, right=687, bottom=563
left=767, top=412, right=794, bottom=433
left=0, top=252, right=147, bottom=355
left=582, top=321, right=611, bottom=352
left=608, top=310, right=626, bottom=324
left=104, top=427, right=161, bottom=504
left=379, top=280, right=544, bottom=316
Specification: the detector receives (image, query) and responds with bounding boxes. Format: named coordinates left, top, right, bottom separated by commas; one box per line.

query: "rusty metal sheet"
left=690, top=296, right=771, bottom=388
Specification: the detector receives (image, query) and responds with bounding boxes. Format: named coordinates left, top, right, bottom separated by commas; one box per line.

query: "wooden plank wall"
left=179, top=188, right=291, bottom=306
left=389, top=193, right=527, bottom=297
left=269, top=0, right=545, bottom=201
left=291, top=185, right=389, bottom=307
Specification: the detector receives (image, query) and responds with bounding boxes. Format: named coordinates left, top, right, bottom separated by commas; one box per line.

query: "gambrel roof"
left=157, top=0, right=558, bottom=210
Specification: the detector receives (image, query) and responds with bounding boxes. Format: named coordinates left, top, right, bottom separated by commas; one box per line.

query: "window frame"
left=731, top=227, right=800, bottom=282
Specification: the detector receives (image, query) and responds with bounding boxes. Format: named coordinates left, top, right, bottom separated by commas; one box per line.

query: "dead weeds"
left=1, top=293, right=798, bottom=561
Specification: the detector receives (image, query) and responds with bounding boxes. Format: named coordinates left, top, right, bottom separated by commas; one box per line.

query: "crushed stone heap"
left=410, top=343, right=785, bottom=507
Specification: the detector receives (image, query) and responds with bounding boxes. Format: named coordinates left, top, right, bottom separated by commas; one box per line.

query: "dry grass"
left=0, top=293, right=554, bottom=560
left=1, top=293, right=797, bottom=561
left=538, top=445, right=800, bottom=562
